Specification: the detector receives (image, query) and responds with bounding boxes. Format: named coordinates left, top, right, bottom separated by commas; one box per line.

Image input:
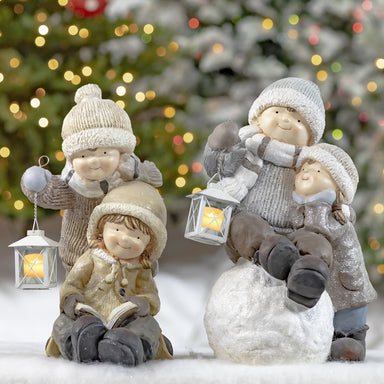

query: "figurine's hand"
left=22, top=166, right=52, bottom=192
left=207, top=121, right=240, bottom=151
left=124, top=296, right=150, bottom=317
left=238, top=124, right=259, bottom=143
left=138, top=160, right=163, bottom=187
left=63, top=294, right=86, bottom=320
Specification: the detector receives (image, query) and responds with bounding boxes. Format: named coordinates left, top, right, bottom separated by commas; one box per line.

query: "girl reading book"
left=46, top=181, right=172, bottom=366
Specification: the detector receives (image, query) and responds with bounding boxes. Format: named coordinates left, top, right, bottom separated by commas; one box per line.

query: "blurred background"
left=1, top=0, right=384, bottom=351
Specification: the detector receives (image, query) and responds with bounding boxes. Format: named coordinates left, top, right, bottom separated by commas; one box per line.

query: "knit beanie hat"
left=87, top=181, right=167, bottom=262
left=248, top=77, right=325, bottom=145
left=296, top=143, right=359, bottom=204
left=61, top=84, right=136, bottom=159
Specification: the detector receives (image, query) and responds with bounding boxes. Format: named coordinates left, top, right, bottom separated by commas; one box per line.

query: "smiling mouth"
left=277, top=125, right=291, bottom=131
left=118, top=244, right=131, bottom=250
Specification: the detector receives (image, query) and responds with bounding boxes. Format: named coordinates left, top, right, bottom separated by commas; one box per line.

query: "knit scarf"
left=214, top=124, right=303, bottom=202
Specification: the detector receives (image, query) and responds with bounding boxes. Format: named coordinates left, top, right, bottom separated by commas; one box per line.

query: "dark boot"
left=71, top=315, right=106, bottom=363
left=286, top=255, right=329, bottom=308
left=258, top=235, right=300, bottom=280
left=162, top=335, right=174, bottom=356
left=330, top=325, right=369, bottom=362
left=98, top=328, right=145, bottom=366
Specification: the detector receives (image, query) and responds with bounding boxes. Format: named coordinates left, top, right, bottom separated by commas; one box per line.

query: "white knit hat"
left=61, top=84, right=136, bottom=159
left=296, top=143, right=359, bottom=204
left=87, top=181, right=167, bottom=262
left=248, top=77, right=325, bottom=145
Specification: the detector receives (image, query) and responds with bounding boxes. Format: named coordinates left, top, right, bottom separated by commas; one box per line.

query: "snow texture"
left=205, top=260, right=334, bottom=365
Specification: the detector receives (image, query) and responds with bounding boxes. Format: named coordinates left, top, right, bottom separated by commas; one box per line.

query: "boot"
left=258, top=235, right=300, bottom=281
left=71, top=315, right=106, bottom=363
left=329, top=325, right=369, bottom=362
left=98, top=328, right=145, bottom=366
left=286, top=255, right=329, bottom=308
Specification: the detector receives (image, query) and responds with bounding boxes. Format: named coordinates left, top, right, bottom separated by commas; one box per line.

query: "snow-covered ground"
left=1, top=215, right=384, bottom=383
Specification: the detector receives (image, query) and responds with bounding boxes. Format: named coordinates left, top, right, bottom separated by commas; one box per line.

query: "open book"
left=75, top=301, right=138, bottom=329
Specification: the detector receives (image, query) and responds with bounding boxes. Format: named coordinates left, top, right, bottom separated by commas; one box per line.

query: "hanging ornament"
left=66, top=0, right=107, bottom=18
left=9, top=156, right=58, bottom=289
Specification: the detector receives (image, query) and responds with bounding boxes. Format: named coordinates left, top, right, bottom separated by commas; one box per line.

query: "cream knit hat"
left=61, top=84, right=136, bottom=159
left=87, top=181, right=167, bottom=262
left=296, top=143, right=359, bottom=204
left=248, top=77, right=325, bottom=145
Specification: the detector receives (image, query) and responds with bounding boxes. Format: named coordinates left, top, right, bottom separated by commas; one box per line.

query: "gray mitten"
left=63, top=294, right=86, bottom=320
left=22, top=166, right=52, bottom=192
left=124, top=296, right=150, bottom=317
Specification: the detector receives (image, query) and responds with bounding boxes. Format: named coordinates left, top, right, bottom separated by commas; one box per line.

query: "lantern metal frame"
left=185, top=186, right=239, bottom=245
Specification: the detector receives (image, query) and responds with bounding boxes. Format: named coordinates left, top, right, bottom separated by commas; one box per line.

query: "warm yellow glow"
left=36, top=88, right=46, bottom=97
left=106, top=69, right=116, bottom=80
left=192, top=187, right=202, bottom=194
left=39, top=118, right=49, bottom=128
left=212, top=43, right=223, bottom=54
left=317, top=70, right=328, bottom=81
left=146, top=90, right=156, bottom=100
left=0, top=147, right=10, bottom=158
left=164, top=106, right=176, bottom=118
left=352, top=97, right=362, bottom=107
left=36, top=12, right=47, bottom=23
left=311, top=54, right=322, bottom=66
left=375, top=58, right=384, bottom=69
left=143, top=24, right=154, bottom=34
left=115, top=26, right=125, bottom=37
left=202, top=206, right=224, bottom=232
left=35, top=36, right=46, bottom=47
left=183, top=132, right=194, bottom=143
left=48, top=59, right=59, bottom=70
left=116, top=85, right=126, bottom=96
left=10, top=103, right=20, bottom=114
left=135, top=92, right=145, bottom=102
left=82, top=66, right=92, bottom=76
left=10, top=58, right=21, bottom=68
left=175, top=177, right=186, bottom=188
left=14, top=200, right=24, bottom=210
left=68, top=25, right=79, bottom=36
left=378, top=264, right=384, bottom=274
left=369, top=237, right=380, bottom=251
left=30, top=98, right=40, bottom=108
left=116, top=100, right=125, bottom=109
left=64, top=71, right=74, bottom=81
left=78, top=28, right=89, bottom=38
left=374, top=203, right=384, bottom=214
left=156, top=47, right=167, bottom=57
left=168, top=42, right=179, bottom=52
left=178, top=164, right=189, bottom=175
left=55, top=150, right=65, bottom=161
left=24, top=254, right=44, bottom=278
left=0, top=73, right=4, bottom=82
left=72, top=75, right=81, bottom=85
left=123, top=72, right=133, bottom=83
left=39, top=25, right=49, bottom=35
left=58, top=0, right=68, bottom=6
left=262, top=18, right=274, bottom=30
left=367, top=81, right=377, bottom=92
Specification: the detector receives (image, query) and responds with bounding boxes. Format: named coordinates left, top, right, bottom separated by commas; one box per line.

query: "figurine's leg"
left=330, top=306, right=368, bottom=362
left=71, top=315, right=106, bottom=363
left=51, top=313, right=75, bottom=360
left=285, top=230, right=332, bottom=308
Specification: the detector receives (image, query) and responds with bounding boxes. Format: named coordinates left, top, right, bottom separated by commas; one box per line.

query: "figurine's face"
left=103, top=221, right=150, bottom=261
left=257, top=106, right=311, bottom=146
left=71, top=147, right=120, bottom=181
left=295, top=161, right=338, bottom=198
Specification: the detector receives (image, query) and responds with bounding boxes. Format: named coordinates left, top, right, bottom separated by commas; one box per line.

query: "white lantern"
left=185, top=187, right=239, bottom=245
left=9, top=229, right=58, bottom=289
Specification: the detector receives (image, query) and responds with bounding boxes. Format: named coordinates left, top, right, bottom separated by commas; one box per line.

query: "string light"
left=332, top=129, right=343, bottom=140
left=39, top=117, right=49, bottom=128
left=135, top=92, right=145, bottom=102
left=79, top=28, right=89, bottom=38
left=116, top=100, right=125, bottom=109
left=168, top=42, right=179, bottom=52
left=331, top=62, right=342, bottom=72
left=367, top=81, right=377, bottom=92
left=192, top=187, right=202, bottom=194
left=30, top=98, right=40, bottom=108
left=178, top=164, right=189, bottom=175
left=129, top=24, right=138, bottom=33
left=375, top=58, right=384, bottom=69
left=173, top=135, right=183, bottom=146
left=36, top=12, right=47, bottom=22
left=58, top=0, right=68, bottom=6
left=191, top=162, right=203, bottom=173
left=146, top=90, right=156, bottom=100
left=14, top=200, right=24, bottom=210
left=10, top=103, right=20, bottom=114
left=68, top=25, right=79, bottom=36
left=212, top=43, right=223, bottom=54
left=164, top=106, right=176, bottom=118
left=82, top=66, right=92, bottom=76
left=311, top=54, right=322, bottom=66
left=156, top=47, right=166, bottom=57
left=352, top=97, right=362, bottom=106
left=116, top=86, right=126, bottom=96
left=9, top=58, right=21, bottom=68
left=35, top=36, right=46, bottom=47
left=353, top=22, right=363, bottom=33
left=106, top=69, right=116, bottom=80
left=317, top=70, right=328, bottom=81
left=262, top=18, right=273, bottom=30
left=289, top=14, right=299, bottom=25
left=48, top=59, right=59, bottom=70
left=38, top=25, right=49, bottom=35
left=122, top=72, right=133, bottom=83
left=55, top=151, right=65, bottom=161
left=64, top=70, right=74, bottom=81
left=0, top=73, right=4, bottom=82
left=0, top=147, right=10, bottom=158
left=183, top=132, right=194, bottom=143
left=143, top=24, right=154, bottom=34
left=188, top=18, right=199, bottom=29
left=71, top=75, right=81, bottom=85
left=374, top=203, right=384, bottom=214
left=175, top=177, right=186, bottom=188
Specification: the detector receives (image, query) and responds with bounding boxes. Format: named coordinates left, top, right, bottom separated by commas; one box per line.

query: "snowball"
left=204, top=259, right=334, bottom=365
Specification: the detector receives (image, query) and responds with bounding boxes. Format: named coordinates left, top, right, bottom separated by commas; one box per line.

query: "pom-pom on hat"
left=61, top=84, right=136, bottom=159
left=87, top=181, right=167, bottom=262
left=296, top=143, right=359, bottom=204
left=248, top=77, right=325, bottom=145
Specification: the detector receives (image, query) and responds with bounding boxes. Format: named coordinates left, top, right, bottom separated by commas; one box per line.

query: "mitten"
left=22, top=166, right=52, bottom=192
left=124, top=296, right=150, bottom=317
left=63, top=294, right=86, bottom=320
left=207, top=121, right=240, bottom=151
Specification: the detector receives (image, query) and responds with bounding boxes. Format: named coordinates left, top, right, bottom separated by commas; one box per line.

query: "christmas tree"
left=2, top=0, right=384, bottom=287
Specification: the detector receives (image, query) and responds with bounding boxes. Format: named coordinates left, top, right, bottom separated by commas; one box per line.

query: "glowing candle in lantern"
left=202, top=207, right=224, bottom=232
left=23, top=253, right=44, bottom=278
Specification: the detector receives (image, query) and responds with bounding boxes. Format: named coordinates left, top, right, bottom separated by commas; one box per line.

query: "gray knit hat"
left=248, top=77, right=325, bottom=145
left=62, top=84, right=136, bottom=159
left=87, top=181, right=167, bottom=262
left=297, top=143, right=359, bottom=204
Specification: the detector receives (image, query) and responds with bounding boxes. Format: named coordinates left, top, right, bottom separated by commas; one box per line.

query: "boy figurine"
left=289, top=143, right=376, bottom=361
left=46, top=181, right=172, bottom=365
left=21, top=84, right=162, bottom=271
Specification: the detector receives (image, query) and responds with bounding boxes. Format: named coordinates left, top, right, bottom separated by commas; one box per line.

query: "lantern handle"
left=31, top=156, right=49, bottom=231
left=38, top=155, right=50, bottom=168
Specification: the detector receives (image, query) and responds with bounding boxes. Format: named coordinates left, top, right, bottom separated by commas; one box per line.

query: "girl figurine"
left=288, top=143, right=376, bottom=361
left=21, top=84, right=162, bottom=272
left=45, top=181, right=172, bottom=366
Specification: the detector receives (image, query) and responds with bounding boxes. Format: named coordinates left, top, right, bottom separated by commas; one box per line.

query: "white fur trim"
left=93, top=248, right=117, bottom=265
left=87, top=203, right=167, bottom=262
left=62, top=127, right=136, bottom=158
